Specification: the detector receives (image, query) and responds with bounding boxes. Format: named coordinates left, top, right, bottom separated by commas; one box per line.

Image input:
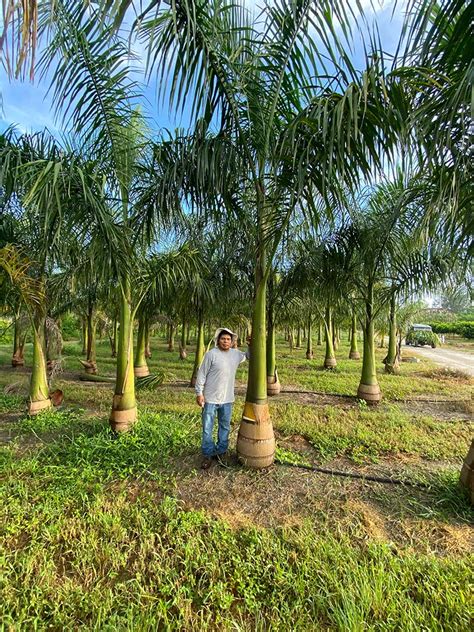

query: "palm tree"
left=12, top=3, right=186, bottom=431
left=0, top=128, right=96, bottom=413
left=344, top=177, right=452, bottom=404
left=0, top=244, right=51, bottom=413
left=136, top=0, right=403, bottom=467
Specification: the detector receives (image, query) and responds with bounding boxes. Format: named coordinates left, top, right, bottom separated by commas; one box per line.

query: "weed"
left=0, top=392, right=23, bottom=412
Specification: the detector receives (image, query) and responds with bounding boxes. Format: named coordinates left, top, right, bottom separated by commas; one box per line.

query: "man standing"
left=195, top=327, right=248, bottom=469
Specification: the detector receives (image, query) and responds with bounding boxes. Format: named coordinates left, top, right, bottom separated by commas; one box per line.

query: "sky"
left=0, top=0, right=407, bottom=137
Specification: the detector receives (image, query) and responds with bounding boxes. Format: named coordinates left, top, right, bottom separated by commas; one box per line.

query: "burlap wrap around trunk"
left=349, top=351, right=360, bottom=360
left=109, top=395, right=137, bottom=433
left=324, top=357, right=337, bottom=368
left=28, top=398, right=52, bottom=415
left=357, top=382, right=382, bottom=404
left=266, top=375, right=281, bottom=396
left=134, top=365, right=150, bottom=377
left=460, top=439, right=474, bottom=505
left=237, top=401, right=275, bottom=468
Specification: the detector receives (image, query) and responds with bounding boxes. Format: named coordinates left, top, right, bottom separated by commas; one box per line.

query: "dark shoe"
left=201, top=457, right=213, bottom=470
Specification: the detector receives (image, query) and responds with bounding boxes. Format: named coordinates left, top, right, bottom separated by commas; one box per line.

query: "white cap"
left=213, top=327, right=237, bottom=346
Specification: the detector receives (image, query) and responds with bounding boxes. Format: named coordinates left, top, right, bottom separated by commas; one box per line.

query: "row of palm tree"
left=0, top=0, right=471, bottom=470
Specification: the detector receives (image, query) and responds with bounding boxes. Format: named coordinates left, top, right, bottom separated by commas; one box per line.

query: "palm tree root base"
left=267, top=374, right=281, bottom=396
left=460, top=439, right=474, bottom=505
left=109, top=406, right=138, bottom=433
left=384, top=361, right=400, bottom=375
left=12, top=356, right=25, bottom=367
left=324, top=357, right=337, bottom=369
left=190, top=375, right=197, bottom=387
left=237, top=401, right=275, bottom=469
left=134, top=365, right=150, bottom=378
left=306, top=351, right=314, bottom=359
left=179, top=346, right=187, bottom=360
left=28, top=398, right=52, bottom=415
left=80, top=360, right=98, bottom=375
left=357, top=382, right=382, bottom=405
left=349, top=351, right=361, bottom=360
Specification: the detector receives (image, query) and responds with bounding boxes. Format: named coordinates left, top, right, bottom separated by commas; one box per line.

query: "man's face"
left=218, top=334, right=232, bottom=351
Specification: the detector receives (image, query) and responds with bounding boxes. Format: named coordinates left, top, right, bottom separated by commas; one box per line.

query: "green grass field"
left=0, top=336, right=473, bottom=630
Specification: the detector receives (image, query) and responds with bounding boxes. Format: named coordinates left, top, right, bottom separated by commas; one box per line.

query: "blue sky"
left=0, top=0, right=406, bottom=137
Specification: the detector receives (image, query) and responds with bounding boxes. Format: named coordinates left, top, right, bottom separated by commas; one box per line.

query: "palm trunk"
left=179, top=314, right=187, bottom=360
left=186, top=322, right=191, bottom=345
left=110, top=280, right=137, bottom=432
left=385, top=293, right=399, bottom=374
left=317, top=322, right=322, bottom=345
left=134, top=314, right=150, bottom=377
left=81, top=317, right=88, bottom=355
left=324, top=304, right=337, bottom=368
left=357, top=284, right=381, bottom=404
left=12, top=314, right=26, bottom=367
left=167, top=323, right=175, bottom=352
left=85, top=306, right=97, bottom=373
left=190, top=310, right=205, bottom=386
left=266, top=302, right=280, bottom=395
left=237, top=269, right=275, bottom=469
left=289, top=329, right=294, bottom=352
left=349, top=310, right=360, bottom=360
left=306, top=314, right=313, bottom=359
left=111, top=318, right=118, bottom=357
left=296, top=326, right=301, bottom=348
left=28, top=311, right=51, bottom=415
left=332, top=320, right=339, bottom=351
left=145, top=322, right=152, bottom=358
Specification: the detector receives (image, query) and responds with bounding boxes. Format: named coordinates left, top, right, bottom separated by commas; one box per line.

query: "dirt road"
left=408, top=346, right=474, bottom=376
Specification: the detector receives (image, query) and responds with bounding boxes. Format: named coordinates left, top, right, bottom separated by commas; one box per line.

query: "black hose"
left=276, top=459, right=431, bottom=488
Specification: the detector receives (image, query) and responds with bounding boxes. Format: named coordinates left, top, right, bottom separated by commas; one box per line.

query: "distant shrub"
left=458, top=323, right=474, bottom=339
left=429, top=321, right=474, bottom=339
left=0, top=318, right=13, bottom=344
left=61, top=313, right=81, bottom=340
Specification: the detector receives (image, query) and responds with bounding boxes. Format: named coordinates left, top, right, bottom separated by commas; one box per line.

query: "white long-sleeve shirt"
left=195, top=347, right=247, bottom=404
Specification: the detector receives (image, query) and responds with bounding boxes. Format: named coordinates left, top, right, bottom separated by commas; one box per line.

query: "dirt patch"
left=399, top=398, right=473, bottom=421
left=344, top=498, right=391, bottom=542
left=169, top=452, right=472, bottom=556
left=175, top=460, right=337, bottom=529
left=421, top=367, right=473, bottom=383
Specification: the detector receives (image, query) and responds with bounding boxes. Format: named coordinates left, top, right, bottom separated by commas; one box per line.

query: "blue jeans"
left=201, top=402, right=233, bottom=457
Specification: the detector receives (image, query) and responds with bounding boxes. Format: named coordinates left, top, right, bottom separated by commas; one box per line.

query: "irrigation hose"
left=274, top=459, right=431, bottom=489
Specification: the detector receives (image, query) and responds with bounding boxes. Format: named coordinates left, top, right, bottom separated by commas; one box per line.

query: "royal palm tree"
left=136, top=0, right=404, bottom=467
left=344, top=177, right=452, bottom=403
left=13, top=3, right=185, bottom=430
left=0, top=129, right=100, bottom=413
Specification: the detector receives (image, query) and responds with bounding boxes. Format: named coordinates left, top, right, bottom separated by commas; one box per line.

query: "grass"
left=271, top=401, right=472, bottom=463
left=0, top=334, right=473, bottom=630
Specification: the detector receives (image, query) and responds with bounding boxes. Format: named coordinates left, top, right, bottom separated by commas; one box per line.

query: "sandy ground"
left=408, top=346, right=474, bottom=375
